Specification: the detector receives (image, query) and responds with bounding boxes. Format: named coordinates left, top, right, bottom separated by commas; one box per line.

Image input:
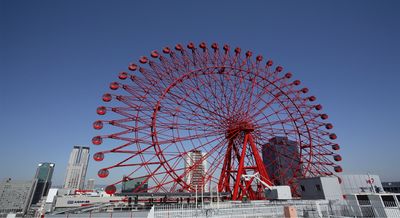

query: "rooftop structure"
left=298, top=176, right=343, bottom=200
left=44, top=188, right=58, bottom=213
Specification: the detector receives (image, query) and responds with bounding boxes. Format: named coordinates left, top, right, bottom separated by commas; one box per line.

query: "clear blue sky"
left=1, top=0, right=399, bottom=186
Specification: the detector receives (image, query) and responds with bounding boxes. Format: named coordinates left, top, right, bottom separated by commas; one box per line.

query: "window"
left=357, top=195, right=370, bottom=205
left=300, top=185, right=305, bottom=191
left=381, top=195, right=397, bottom=207
left=316, top=184, right=321, bottom=191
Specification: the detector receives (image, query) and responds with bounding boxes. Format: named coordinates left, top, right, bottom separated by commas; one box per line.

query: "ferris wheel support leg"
left=232, top=133, right=249, bottom=200
left=225, top=148, right=232, bottom=192
left=244, top=176, right=256, bottom=199
left=247, top=134, right=273, bottom=186
left=218, top=140, right=233, bottom=193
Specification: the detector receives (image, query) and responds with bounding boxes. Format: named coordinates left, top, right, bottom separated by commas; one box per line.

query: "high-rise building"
left=86, top=179, right=95, bottom=190
left=262, top=136, right=301, bottom=186
left=121, top=176, right=148, bottom=193
left=0, top=178, right=35, bottom=215
left=63, top=146, right=90, bottom=190
left=30, top=163, right=55, bottom=205
left=184, top=150, right=208, bottom=192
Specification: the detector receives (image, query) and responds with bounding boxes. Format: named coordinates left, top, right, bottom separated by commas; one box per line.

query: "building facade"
left=0, top=178, right=35, bottom=215
left=340, top=174, right=383, bottom=194
left=86, top=179, right=95, bottom=190
left=31, top=162, right=55, bottom=205
left=63, top=146, right=90, bottom=190
left=262, top=136, right=301, bottom=186
left=345, top=193, right=400, bottom=217
left=184, top=150, right=208, bottom=192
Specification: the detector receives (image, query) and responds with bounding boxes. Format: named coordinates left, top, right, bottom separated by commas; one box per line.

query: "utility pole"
left=201, top=185, right=204, bottom=209
left=195, top=185, right=198, bottom=209
left=210, top=186, right=213, bottom=206
left=217, top=188, right=219, bottom=209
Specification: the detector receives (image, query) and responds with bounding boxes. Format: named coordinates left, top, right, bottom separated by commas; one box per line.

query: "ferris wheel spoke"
left=156, top=98, right=224, bottom=128
left=166, top=89, right=226, bottom=120
left=252, top=103, right=295, bottom=126
left=192, top=71, right=234, bottom=118
left=210, top=69, right=233, bottom=117
left=110, top=150, right=182, bottom=156
left=105, top=144, right=157, bottom=167
left=126, top=78, right=164, bottom=104
left=167, top=134, right=225, bottom=156
left=257, top=128, right=298, bottom=136
left=232, top=71, right=253, bottom=115
left=244, top=68, right=263, bottom=116
left=156, top=122, right=218, bottom=132
left=248, top=81, right=283, bottom=114
left=156, top=134, right=227, bottom=188
left=155, top=130, right=223, bottom=146
left=161, top=73, right=222, bottom=118
left=251, top=92, right=289, bottom=120
left=187, top=70, right=225, bottom=114
left=157, top=159, right=185, bottom=190
left=171, top=136, right=228, bottom=189
left=204, top=139, right=230, bottom=180
left=112, top=161, right=161, bottom=168
left=155, top=110, right=220, bottom=127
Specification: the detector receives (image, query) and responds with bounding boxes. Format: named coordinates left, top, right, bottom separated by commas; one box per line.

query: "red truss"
left=92, top=42, right=342, bottom=200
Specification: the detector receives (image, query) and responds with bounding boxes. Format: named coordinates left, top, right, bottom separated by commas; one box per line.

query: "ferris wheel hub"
left=225, top=121, right=255, bottom=139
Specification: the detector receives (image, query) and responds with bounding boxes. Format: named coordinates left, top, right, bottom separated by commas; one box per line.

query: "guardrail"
left=151, top=200, right=354, bottom=218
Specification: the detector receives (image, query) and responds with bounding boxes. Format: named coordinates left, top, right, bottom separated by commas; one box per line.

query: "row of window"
left=356, top=194, right=400, bottom=207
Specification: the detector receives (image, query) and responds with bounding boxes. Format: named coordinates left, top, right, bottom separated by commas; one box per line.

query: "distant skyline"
left=1, top=0, right=400, bottom=185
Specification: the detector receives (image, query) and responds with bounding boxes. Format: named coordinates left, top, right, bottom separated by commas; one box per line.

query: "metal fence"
left=42, top=197, right=400, bottom=218
left=152, top=200, right=354, bottom=218
left=46, top=211, right=150, bottom=218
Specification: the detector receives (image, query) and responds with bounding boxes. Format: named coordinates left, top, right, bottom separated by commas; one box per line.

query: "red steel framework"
left=92, top=42, right=342, bottom=200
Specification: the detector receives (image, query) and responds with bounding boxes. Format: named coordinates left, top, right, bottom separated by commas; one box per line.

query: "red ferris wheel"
left=92, top=42, right=342, bottom=200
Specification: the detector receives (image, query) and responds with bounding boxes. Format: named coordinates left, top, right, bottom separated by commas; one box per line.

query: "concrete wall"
left=299, top=177, right=342, bottom=200
left=320, top=176, right=343, bottom=200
